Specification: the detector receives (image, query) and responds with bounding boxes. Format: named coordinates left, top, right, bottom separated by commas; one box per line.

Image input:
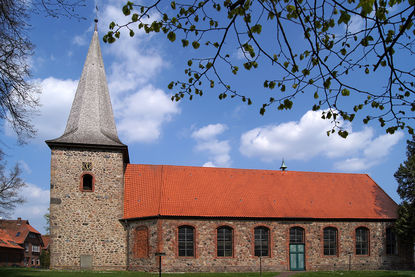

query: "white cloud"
left=192, top=123, right=228, bottom=140
left=18, top=160, right=32, bottom=174
left=12, top=183, right=49, bottom=234
left=240, top=110, right=403, bottom=171
left=73, top=35, right=87, bottom=46
left=347, top=14, right=364, bottom=34
left=192, top=124, right=231, bottom=167
left=4, top=77, right=77, bottom=143
left=115, top=85, right=180, bottom=143
left=100, top=2, right=164, bottom=95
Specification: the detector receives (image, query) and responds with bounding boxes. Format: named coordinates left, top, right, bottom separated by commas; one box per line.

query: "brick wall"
left=127, top=218, right=413, bottom=272
left=49, top=147, right=127, bottom=270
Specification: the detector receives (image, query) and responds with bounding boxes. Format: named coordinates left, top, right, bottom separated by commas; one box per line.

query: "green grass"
left=0, top=268, right=279, bottom=277
left=295, top=271, right=415, bottom=277
left=2, top=268, right=415, bottom=277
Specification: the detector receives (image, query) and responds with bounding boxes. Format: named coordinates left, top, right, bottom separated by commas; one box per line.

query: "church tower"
left=46, top=21, right=129, bottom=270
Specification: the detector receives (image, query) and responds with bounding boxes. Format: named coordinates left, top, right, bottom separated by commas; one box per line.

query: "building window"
left=323, top=227, right=338, bottom=256
left=217, top=226, right=233, bottom=257
left=32, top=245, right=40, bottom=253
left=355, top=227, right=369, bottom=255
left=178, top=226, right=195, bottom=257
left=254, top=226, right=270, bottom=257
left=290, top=227, right=305, bottom=244
left=133, top=226, right=148, bottom=258
left=386, top=228, right=398, bottom=255
left=81, top=173, right=94, bottom=191
left=25, top=243, right=29, bottom=252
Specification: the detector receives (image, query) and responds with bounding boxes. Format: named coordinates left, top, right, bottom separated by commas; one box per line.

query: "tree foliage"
left=0, top=151, right=26, bottom=217
left=394, top=135, right=415, bottom=242
left=106, top=0, right=415, bottom=137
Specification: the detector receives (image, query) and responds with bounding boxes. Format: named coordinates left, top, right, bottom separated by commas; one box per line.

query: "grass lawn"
left=295, top=271, right=415, bottom=277
left=0, top=268, right=279, bottom=277
left=1, top=268, right=415, bottom=277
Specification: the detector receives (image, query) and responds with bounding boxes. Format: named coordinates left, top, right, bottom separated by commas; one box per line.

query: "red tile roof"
left=124, top=164, right=398, bottom=220
left=0, top=219, right=41, bottom=244
left=41, top=235, right=50, bottom=250
left=0, top=229, right=24, bottom=249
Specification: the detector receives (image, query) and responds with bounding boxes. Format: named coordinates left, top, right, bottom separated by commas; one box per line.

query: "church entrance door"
left=289, top=243, right=305, bottom=271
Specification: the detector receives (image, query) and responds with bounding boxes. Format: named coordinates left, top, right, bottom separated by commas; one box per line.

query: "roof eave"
left=45, top=140, right=130, bottom=163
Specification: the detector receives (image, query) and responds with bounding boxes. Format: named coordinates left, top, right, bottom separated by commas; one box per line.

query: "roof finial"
left=280, top=158, right=287, bottom=171
left=94, top=5, right=99, bottom=31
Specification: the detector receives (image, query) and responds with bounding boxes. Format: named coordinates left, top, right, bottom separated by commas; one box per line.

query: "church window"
left=81, top=173, right=94, bottom=192
left=355, top=227, right=369, bottom=255
left=133, top=226, right=148, bottom=258
left=254, top=226, right=270, bottom=257
left=386, top=228, right=398, bottom=255
left=290, top=227, right=305, bottom=244
left=178, top=226, right=195, bottom=257
left=323, top=227, right=338, bottom=256
left=217, top=226, right=233, bottom=257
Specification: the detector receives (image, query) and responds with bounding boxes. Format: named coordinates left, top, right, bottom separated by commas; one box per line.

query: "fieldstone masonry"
left=49, top=147, right=127, bottom=270
left=126, top=218, right=413, bottom=272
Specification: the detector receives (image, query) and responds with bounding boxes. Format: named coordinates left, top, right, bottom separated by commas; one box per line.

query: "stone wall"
left=127, top=218, right=413, bottom=272
left=49, top=146, right=127, bottom=270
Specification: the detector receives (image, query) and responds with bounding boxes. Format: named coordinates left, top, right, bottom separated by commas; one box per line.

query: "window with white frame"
left=32, top=245, right=40, bottom=253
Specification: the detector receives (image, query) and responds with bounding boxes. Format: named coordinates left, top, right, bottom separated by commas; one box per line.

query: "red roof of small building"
left=41, top=235, right=50, bottom=250
left=0, top=229, right=24, bottom=249
left=0, top=218, right=41, bottom=244
left=124, top=164, right=398, bottom=220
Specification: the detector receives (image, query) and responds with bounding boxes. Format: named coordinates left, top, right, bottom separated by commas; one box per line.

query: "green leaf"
left=132, top=13, right=139, bottom=22
left=338, top=130, right=348, bottom=138
left=181, top=39, right=189, bottom=47
left=341, top=88, right=350, bottom=96
left=338, top=10, right=351, bottom=25
left=171, top=1, right=176, bottom=9
left=129, top=30, right=135, bottom=37
left=167, top=32, right=176, bottom=42
left=192, top=41, right=200, bottom=49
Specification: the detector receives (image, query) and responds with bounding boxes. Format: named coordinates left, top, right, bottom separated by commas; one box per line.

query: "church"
left=45, top=22, right=413, bottom=272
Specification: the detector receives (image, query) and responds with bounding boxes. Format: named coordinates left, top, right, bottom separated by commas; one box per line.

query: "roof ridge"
left=127, top=164, right=369, bottom=175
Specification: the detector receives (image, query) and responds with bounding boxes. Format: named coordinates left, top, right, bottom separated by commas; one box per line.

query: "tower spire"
left=46, top=22, right=125, bottom=148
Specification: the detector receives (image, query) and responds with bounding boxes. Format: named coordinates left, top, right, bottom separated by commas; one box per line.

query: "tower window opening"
left=82, top=174, right=94, bottom=191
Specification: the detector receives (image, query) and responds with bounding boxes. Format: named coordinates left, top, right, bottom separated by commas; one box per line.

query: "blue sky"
left=3, top=0, right=410, bottom=233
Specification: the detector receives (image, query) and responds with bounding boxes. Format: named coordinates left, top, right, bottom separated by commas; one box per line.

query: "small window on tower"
left=81, top=173, right=94, bottom=192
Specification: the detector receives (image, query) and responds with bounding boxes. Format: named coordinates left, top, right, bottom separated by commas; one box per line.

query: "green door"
left=289, top=244, right=305, bottom=271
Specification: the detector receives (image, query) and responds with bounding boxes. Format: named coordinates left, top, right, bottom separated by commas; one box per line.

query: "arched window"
left=217, top=226, right=233, bottom=257
left=355, top=227, right=369, bottom=255
left=323, top=227, right=338, bottom=256
left=178, top=226, right=195, bottom=257
left=81, top=173, right=94, bottom=191
left=254, top=226, right=270, bottom=257
left=290, top=227, right=305, bottom=244
left=133, top=226, right=148, bottom=258
left=386, top=228, right=397, bottom=255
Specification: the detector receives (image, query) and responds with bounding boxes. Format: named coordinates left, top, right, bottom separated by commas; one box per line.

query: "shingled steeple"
left=46, top=22, right=126, bottom=150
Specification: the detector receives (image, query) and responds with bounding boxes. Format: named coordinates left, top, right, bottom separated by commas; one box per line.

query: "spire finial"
left=280, top=158, right=287, bottom=171
left=94, top=5, right=99, bottom=31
